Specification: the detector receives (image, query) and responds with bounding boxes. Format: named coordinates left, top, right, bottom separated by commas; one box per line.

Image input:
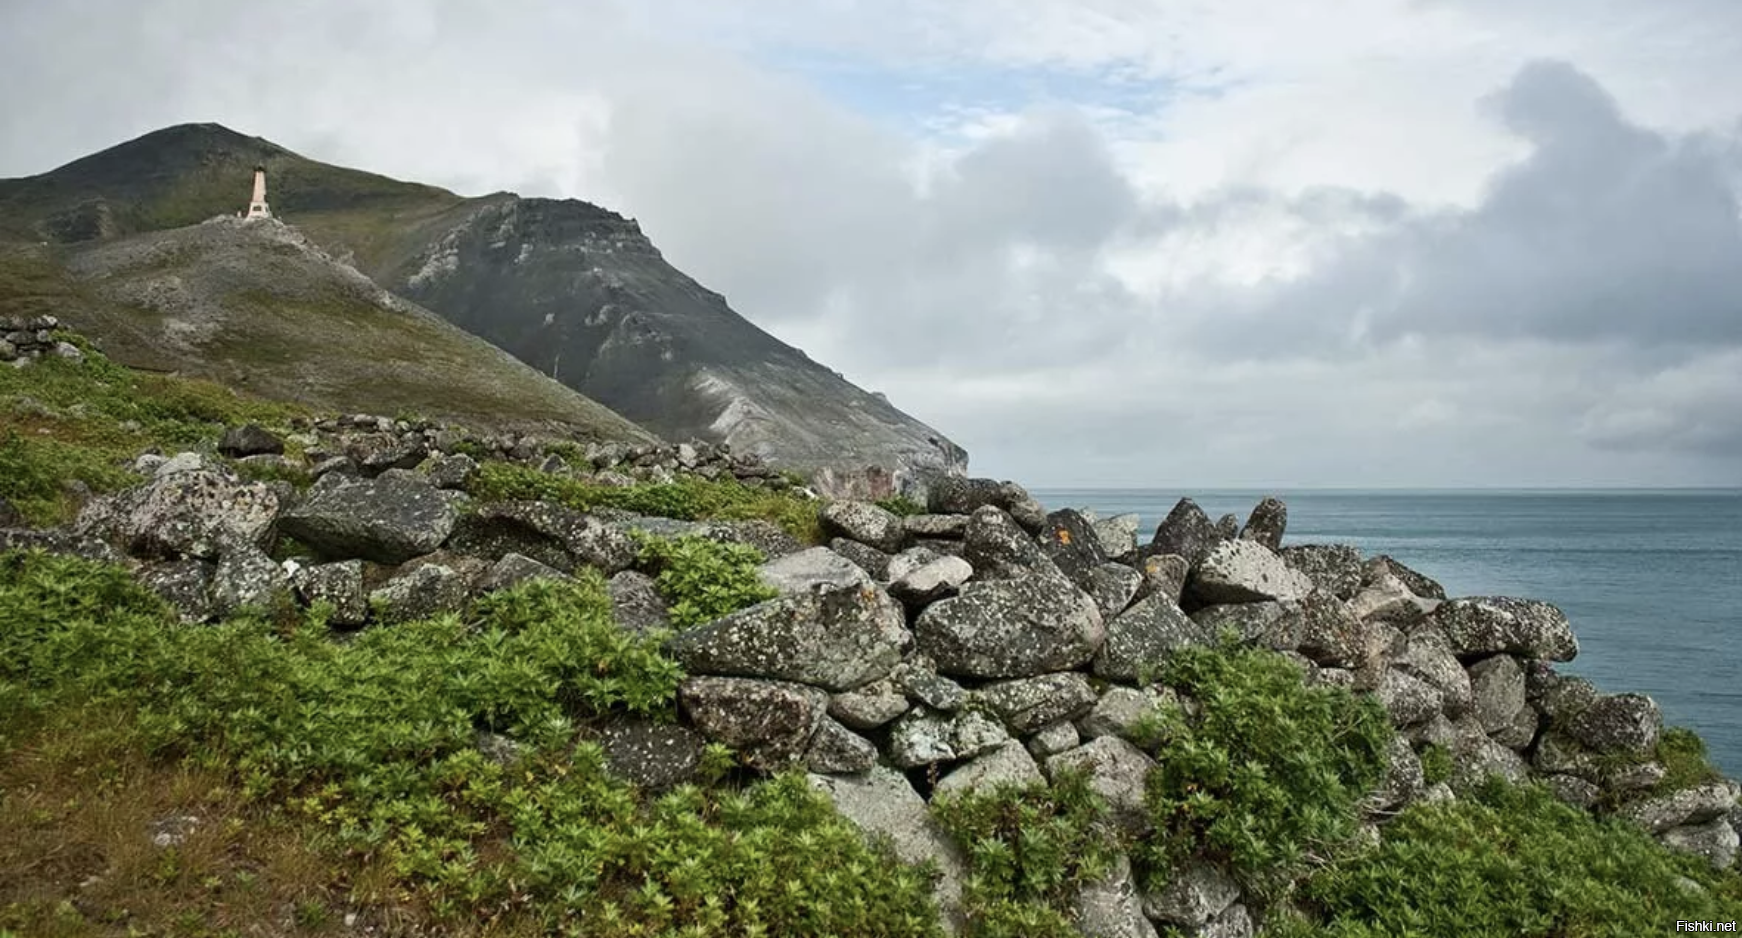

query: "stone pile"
left=4, top=420, right=1736, bottom=936
left=0, top=314, right=85, bottom=365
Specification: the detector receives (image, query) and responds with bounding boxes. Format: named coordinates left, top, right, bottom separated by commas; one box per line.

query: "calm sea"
left=1032, top=489, right=1742, bottom=777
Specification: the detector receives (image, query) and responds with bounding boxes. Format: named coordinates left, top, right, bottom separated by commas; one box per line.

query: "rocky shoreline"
left=2, top=349, right=1737, bottom=937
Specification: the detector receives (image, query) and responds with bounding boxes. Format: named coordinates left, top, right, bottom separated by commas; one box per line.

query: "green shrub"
left=1271, top=779, right=1742, bottom=937
left=874, top=495, right=927, bottom=517
left=0, top=549, right=945, bottom=935
left=467, top=460, right=824, bottom=542
left=637, top=534, right=779, bottom=629
left=931, top=771, right=1120, bottom=937
left=1136, top=641, right=1391, bottom=897
left=1419, top=743, right=1453, bottom=786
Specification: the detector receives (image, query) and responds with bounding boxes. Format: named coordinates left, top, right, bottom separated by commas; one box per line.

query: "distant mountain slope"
left=0, top=124, right=967, bottom=494
left=0, top=223, right=655, bottom=441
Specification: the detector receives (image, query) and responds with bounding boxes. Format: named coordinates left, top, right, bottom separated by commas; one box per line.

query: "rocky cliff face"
left=367, top=195, right=967, bottom=498
left=1, top=124, right=969, bottom=497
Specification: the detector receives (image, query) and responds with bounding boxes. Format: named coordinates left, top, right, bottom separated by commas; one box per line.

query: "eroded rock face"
left=678, top=677, right=827, bottom=770
left=664, top=582, right=909, bottom=691
left=278, top=473, right=457, bottom=565
left=1189, top=540, right=1315, bottom=605
left=1429, top=597, right=1578, bottom=662
left=914, top=572, right=1105, bottom=679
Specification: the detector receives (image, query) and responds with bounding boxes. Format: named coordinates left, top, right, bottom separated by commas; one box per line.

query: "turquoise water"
left=1032, top=489, right=1742, bottom=777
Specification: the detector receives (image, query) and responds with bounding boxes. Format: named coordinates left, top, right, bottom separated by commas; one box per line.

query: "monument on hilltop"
left=243, top=165, right=272, bottom=220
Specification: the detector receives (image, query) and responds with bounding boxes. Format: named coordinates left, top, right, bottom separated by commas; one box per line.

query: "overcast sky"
left=4, top=0, right=1741, bottom=488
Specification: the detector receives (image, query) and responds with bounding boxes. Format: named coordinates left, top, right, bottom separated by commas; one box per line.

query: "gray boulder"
left=1391, top=628, right=1474, bottom=718
left=480, top=552, right=572, bottom=592
left=914, top=572, right=1105, bottom=679
left=1189, top=539, right=1315, bottom=605
left=1073, top=853, right=1159, bottom=938
left=1191, top=601, right=1294, bottom=650
left=1466, top=655, right=1527, bottom=735
left=1374, top=668, right=1444, bottom=727
left=78, top=467, right=279, bottom=560
left=1543, top=773, right=1601, bottom=809
left=1134, top=553, right=1190, bottom=605
left=1197, top=903, right=1255, bottom=938
left=886, top=708, right=1009, bottom=768
left=961, top=505, right=1057, bottom=581
left=888, top=553, right=974, bottom=606
left=820, top=500, right=906, bottom=553
left=932, top=741, right=1044, bottom=800
left=1238, top=496, right=1287, bottom=551
left=977, top=673, right=1100, bottom=735
left=664, top=582, right=909, bottom=691
left=1079, top=686, right=1173, bottom=742
left=1346, top=567, right=1439, bottom=625
left=1429, top=597, right=1578, bottom=662
left=1292, top=591, right=1372, bottom=668
left=606, top=570, right=670, bottom=633
left=891, top=655, right=968, bottom=711
left=805, top=717, right=880, bottom=774
left=1095, top=592, right=1206, bottom=682
left=293, top=559, right=366, bottom=626
left=208, top=539, right=290, bottom=618
left=1491, top=703, right=1542, bottom=752
left=1036, top=508, right=1110, bottom=589
left=138, top=559, right=216, bottom=623
left=1028, top=721, right=1082, bottom=759
left=807, top=767, right=967, bottom=933
left=1366, top=555, right=1447, bottom=600
left=1567, top=693, right=1661, bottom=755
left=758, top=546, right=872, bottom=595
left=1045, top=737, right=1157, bottom=835
left=1373, top=735, right=1425, bottom=810
left=1089, top=513, right=1142, bottom=560
left=1142, top=860, right=1240, bottom=927
left=278, top=473, right=457, bottom=565
left=678, top=676, right=827, bottom=770
left=420, top=452, right=478, bottom=489
left=1147, top=498, right=1223, bottom=566
left=344, top=432, right=427, bottom=476
left=828, top=537, right=893, bottom=580
left=1449, top=735, right=1529, bottom=793
left=1279, top=544, right=1366, bottom=601
left=904, top=513, right=969, bottom=539
left=1659, top=817, right=1739, bottom=870
left=449, top=500, right=634, bottom=574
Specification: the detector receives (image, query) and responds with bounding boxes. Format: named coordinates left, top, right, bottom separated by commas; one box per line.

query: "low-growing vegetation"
left=931, top=771, right=1120, bottom=938
left=0, top=550, right=943, bottom=936
left=467, top=460, right=825, bottom=543
left=635, top=534, right=780, bottom=629
left=874, top=495, right=927, bottom=517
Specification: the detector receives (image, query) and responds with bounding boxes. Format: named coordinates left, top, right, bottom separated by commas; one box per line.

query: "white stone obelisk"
left=245, top=165, right=272, bottom=220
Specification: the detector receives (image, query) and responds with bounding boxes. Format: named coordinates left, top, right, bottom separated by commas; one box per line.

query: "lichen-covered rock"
left=1141, top=860, right=1240, bottom=927
left=977, top=672, right=1100, bottom=735
left=886, top=707, right=1009, bottom=767
left=1430, top=597, right=1578, bottom=661
left=78, top=467, right=280, bottom=560
left=1374, top=735, right=1425, bottom=810
left=805, top=717, right=879, bottom=774
left=1346, top=567, right=1439, bottom=625
left=1465, top=655, right=1527, bottom=735
left=277, top=473, right=456, bottom=565
left=807, top=767, right=967, bottom=933
left=1618, top=780, right=1742, bottom=835
left=1095, top=593, right=1206, bottom=682
left=606, top=570, right=669, bottom=633
left=1566, top=693, right=1661, bottom=755
left=1448, top=735, right=1529, bottom=793
left=1147, top=498, right=1224, bottom=566
left=456, top=500, right=633, bottom=574
left=1089, top=513, right=1142, bottom=561
left=1198, top=903, right=1255, bottom=938
left=679, top=677, right=827, bottom=770
left=828, top=680, right=910, bottom=730
left=1292, top=591, right=1372, bottom=668
left=1073, top=853, right=1158, bottom=938
left=758, top=546, right=872, bottom=595
left=420, top=452, right=478, bottom=489
left=1085, top=563, right=1144, bottom=619
left=1366, top=555, right=1447, bottom=600
left=369, top=563, right=469, bottom=622
left=1391, top=628, right=1474, bottom=718
left=594, top=718, right=707, bottom=791
left=932, top=741, right=1043, bottom=800
left=664, top=582, right=909, bottom=691
left=891, top=655, right=968, bottom=711
left=1044, top=737, right=1156, bottom=835
left=1492, top=703, right=1541, bottom=752
left=1189, top=539, right=1315, bottom=605
left=293, top=559, right=366, bottom=626
left=1279, top=544, right=1366, bottom=601
left=481, top=552, right=572, bottom=591
left=914, top=572, right=1105, bottom=679
left=961, top=505, right=1057, bottom=581
left=820, top=500, right=906, bottom=553
left=1191, top=601, right=1294, bottom=650
left=1238, top=496, right=1288, bottom=551
left=1037, top=508, right=1110, bottom=588
left=1028, top=720, right=1082, bottom=759
left=1078, top=686, right=1172, bottom=742
left=904, top=513, right=969, bottom=540
left=218, top=423, right=285, bottom=458
left=1543, top=773, right=1601, bottom=808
